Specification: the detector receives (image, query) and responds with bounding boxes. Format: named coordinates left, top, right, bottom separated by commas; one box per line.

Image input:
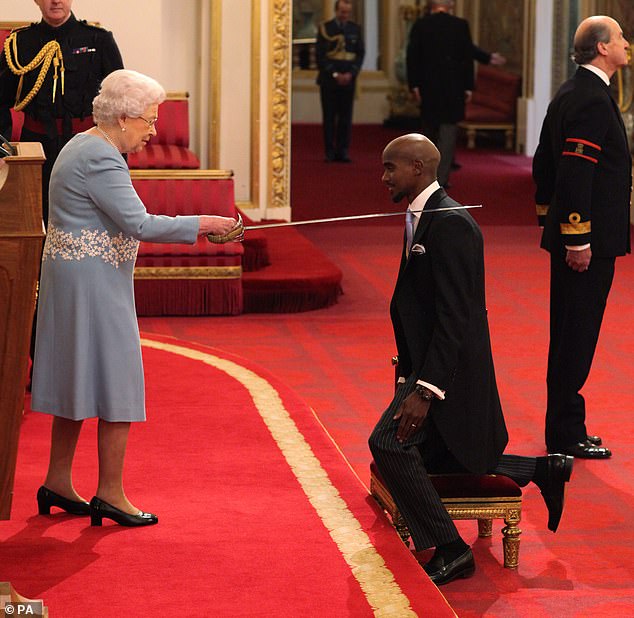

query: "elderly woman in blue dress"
left=31, top=69, right=240, bottom=526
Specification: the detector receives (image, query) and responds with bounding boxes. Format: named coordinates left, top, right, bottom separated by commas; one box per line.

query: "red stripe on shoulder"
left=562, top=151, right=598, bottom=164
left=565, top=137, right=602, bottom=151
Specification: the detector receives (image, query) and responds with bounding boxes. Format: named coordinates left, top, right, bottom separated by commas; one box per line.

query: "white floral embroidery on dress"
left=43, top=224, right=139, bottom=268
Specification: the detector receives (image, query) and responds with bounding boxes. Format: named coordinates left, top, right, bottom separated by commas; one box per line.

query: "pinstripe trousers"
left=369, top=375, right=537, bottom=550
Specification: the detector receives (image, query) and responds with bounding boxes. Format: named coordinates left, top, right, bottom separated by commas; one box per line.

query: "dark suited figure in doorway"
left=533, top=16, right=631, bottom=459
left=369, top=134, right=573, bottom=585
left=406, top=0, right=473, bottom=187
left=316, top=0, right=365, bottom=162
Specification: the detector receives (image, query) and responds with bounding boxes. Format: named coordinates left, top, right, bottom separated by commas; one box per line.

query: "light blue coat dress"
left=31, top=134, right=200, bottom=422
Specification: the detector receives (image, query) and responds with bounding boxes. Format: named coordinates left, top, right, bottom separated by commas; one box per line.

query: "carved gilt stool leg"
left=393, top=512, right=411, bottom=546
left=501, top=508, right=522, bottom=568
left=505, top=128, right=514, bottom=150
left=477, top=518, right=493, bottom=538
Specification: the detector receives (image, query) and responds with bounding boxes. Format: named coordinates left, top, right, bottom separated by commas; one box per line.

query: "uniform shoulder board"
left=10, top=23, right=35, bottom=34
left=78, top=20, right=107, bottom=30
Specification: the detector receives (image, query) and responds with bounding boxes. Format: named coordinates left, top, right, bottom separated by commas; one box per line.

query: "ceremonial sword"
left=207, top=204, right=482, bottom=243
left=245, top=204, right=482, bottom=230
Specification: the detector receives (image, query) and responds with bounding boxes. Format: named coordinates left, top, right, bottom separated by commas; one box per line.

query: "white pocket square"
left=410, top=243, right=426, bottom=255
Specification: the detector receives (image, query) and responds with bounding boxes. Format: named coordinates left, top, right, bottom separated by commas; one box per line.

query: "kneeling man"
left=369, top=134, right=573, bottom=585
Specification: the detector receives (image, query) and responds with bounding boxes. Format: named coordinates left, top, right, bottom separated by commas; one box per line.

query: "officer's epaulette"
left=78, top=20, right=106, bottom=30
left=9, top=23, right=36, bottom=34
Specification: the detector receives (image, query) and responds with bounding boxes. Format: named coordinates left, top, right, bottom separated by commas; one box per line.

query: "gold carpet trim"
left=141, top=337, right=417, bottom=617
left=134, top=266, right=242, bottom=280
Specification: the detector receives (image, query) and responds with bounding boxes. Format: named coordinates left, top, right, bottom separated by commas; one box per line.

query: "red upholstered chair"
left=131, top=169, right=243, bottom=315
left=459, top=65, right=521, bottom=150
left=370, top=462, right=522, bottom=568
left=128, top=93, right=200, bottom=169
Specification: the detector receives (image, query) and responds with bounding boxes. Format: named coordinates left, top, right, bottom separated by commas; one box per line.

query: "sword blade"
left=244, top=204, right=482, bottom=230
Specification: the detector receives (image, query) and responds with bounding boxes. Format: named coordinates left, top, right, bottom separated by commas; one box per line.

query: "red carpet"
left=2, top=335, right=453, bottom=617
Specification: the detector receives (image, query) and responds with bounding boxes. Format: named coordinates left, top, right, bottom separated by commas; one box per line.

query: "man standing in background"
left=316, top=0, right=364, bottom=163
left=533, top=15, right=631, bottom=459
left=406, top=0, right=474, bottom=188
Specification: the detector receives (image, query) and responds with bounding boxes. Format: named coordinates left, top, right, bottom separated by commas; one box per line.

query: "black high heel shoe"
left=90, top=496, right=158, bottom=527
left=37, top=486, right=90, bottom=516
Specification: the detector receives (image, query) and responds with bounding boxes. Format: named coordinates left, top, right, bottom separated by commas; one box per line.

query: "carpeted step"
left=242, top=227, right=343, bottom=313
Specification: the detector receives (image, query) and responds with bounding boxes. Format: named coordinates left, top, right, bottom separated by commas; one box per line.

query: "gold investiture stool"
left=370, top=461, right=523, bottom=569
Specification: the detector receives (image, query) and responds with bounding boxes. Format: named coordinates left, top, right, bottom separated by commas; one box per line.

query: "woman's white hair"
left=92, top=69, right=166, bottom=124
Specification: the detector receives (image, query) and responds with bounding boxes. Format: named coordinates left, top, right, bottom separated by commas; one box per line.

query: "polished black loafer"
left=90, top=496, right=158, bottom=527
left=562, top=440, right=611, bottom=459
left=423, top=548, right=475, bottom=585
left=535, top=454, right=574, bottom=532
left=37, top=486, right=90, bottom=516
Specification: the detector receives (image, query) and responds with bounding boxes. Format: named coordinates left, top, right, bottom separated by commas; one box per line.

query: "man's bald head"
left=382, top=134, right=440, bottom=203
left=383, top=133, right=440, bottom=170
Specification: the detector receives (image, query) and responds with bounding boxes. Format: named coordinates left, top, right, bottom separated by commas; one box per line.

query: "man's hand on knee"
left=394, top=394, right=431, bottom=443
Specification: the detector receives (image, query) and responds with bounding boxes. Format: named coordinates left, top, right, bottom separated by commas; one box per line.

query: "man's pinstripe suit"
left=369, top=187, right=537, bottom=551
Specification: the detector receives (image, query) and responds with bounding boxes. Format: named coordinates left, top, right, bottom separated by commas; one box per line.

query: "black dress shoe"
left=561, top=441, right=611, bottom=459
left=423, top=548, right=475, bottom=585
left=90, top=496, right=158, bottom=527
left=534, top=454, right=574, bottom=532
left=37, top=486, right=90, bottom=516
left=586, top=435, right=602, bottom=446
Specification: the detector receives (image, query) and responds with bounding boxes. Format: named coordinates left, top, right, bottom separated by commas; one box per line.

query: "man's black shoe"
left=535, top=454, right=573, bottom=532
left=562, top=440, right=611, bottom=459
left=586, top=435, right=602, bottom=446
left=423, top=548, right=475, bottom=585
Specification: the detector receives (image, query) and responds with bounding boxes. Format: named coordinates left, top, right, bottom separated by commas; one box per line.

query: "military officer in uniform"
left=315, top=0, right=364, bottom=163
left=533, top=16, right=631, bottom=458
left=0, top=0, right=124, bottom=224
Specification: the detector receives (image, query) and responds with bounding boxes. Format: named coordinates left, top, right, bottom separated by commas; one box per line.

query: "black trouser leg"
left=320, top=86, right=336, bottom=160
left=334, top=86, right=355, bottom=159
left=545, top=253, right=615, bottom=450
left=369, top=376, right=461, bottom=550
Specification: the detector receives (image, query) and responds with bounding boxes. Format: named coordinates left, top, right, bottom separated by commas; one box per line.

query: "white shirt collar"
left=581, top=64, right=610, bottom=86
left=408, top=180, right=441, bottom=223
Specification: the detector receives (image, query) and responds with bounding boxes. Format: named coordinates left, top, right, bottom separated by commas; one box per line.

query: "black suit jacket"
left=533, top=67, right=632, bottom=257
left=406, top=12, right=474, bottom=124
left=390, top=189, right=508, bottom=473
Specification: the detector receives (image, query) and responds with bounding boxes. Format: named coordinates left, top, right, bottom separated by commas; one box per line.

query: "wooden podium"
left=0, top=143, right=45, bottom=520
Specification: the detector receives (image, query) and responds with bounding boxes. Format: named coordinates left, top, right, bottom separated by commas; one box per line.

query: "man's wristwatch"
left=414, top=384, right=435, bottom=401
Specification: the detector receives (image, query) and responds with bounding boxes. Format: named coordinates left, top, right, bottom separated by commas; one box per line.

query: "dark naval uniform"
left=0, top=13, right=123, bottom=223
left=533, top=66, right=632, bottom=451
left=315, top=17, right=364, bottom=162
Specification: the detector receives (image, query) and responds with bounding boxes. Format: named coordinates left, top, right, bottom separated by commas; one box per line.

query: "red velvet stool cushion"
left=370, top=460, right=521, bottom=499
